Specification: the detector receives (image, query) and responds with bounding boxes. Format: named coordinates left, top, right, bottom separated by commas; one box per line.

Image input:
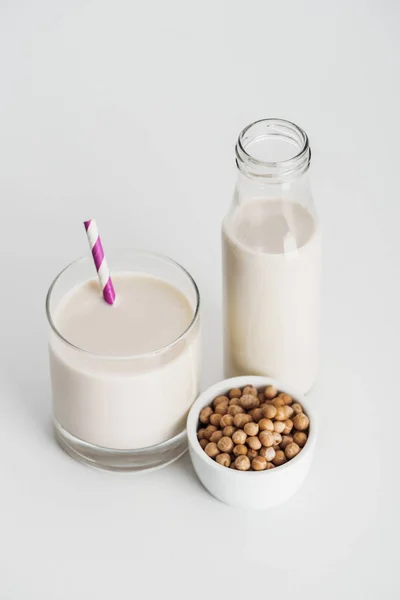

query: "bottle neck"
left=236, top=168, right=311, bottom=197
left=234, top=118, right=313, bottom=208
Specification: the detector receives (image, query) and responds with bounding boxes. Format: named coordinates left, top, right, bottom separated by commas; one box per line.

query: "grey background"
left=0, top=1, right=398, bottom=598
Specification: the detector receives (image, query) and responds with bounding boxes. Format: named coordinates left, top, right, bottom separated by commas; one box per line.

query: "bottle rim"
left=235, top=118, right=311, bottom=180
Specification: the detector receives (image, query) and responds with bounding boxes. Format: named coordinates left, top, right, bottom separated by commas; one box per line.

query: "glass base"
left=53, top=420, right=188, bottom=472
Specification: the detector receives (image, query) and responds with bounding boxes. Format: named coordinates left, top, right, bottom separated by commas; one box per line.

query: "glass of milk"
left=222, top=119, right=321, bottom=394
left=46, top=250, right=201, bottom=471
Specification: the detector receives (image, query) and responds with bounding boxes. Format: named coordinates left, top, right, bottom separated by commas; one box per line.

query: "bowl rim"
left=187, top=376, right=317, bottom=476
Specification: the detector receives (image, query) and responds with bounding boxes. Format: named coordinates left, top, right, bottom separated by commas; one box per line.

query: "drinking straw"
left=83, top=219, right=116, bottom=305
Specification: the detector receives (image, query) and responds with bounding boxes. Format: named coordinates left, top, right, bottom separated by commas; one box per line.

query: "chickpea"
left=232, top=429, right=247, bottom=445
left=266, top=462, right=276, bottom=470
left=199, top=439, right=208, bottom=449
left=259, top=418, right=274, bottom=432
left=258, top=393, right=265, bottom=403
left=252, top=456, right=267, bottom=471
left=272, top=450, right=287, bottom=466
left=273, top=432, right=282, bottom=445
left=243, top=385, right=258, bottom=397
left=280, top=435, right=293, bottom=450
left=209, top=413, right=222, bottom=427
left=209, top=430, right=223, bottom=443
left=244, top=422, right=259, bottom=437
left=273, top=421, right=285, bottom=433
left=233, top=444, right=248, bottom=457
left=293, top=431, right=308, bottom=447
left=285, top=442, right=301, bottom=459
left=292, top=402, right=303, bottom=415
left=283, top=419, right=293, bottom=435
left=264, top=385, right=278, bottom=399
left=228, top=405, right=245, bottom=416
left=203, top=425, right=217, bottom=440
left=217, top=436, right=234, bottom=453
left=233, top=413, right=252, bottom=428
left=220, top=414, right=234, bottom=428
left=229, top=398, right=241, bottom=406
left=274, top=406, right=287, bottom=421
left=239, top=394, right=258, bottom=410
left=233, top=413, right=244, bottom=428
left=229, top=388, right=242, bottom=399
left=247, top=448, right=258, bottom=460
left=249, top=408, right=263, bottom=422
left=273, top=397, right=285, bottom=407
left=243, top=413, right=254, bottom=424
left=283, top=405, right=294, bottom=419
left=216, top=453, right=231, bottom=467
left=199, top=406, right=213, bottom=424
left=230, top=463, right=236, bottom=469
left=234, top=455, right=251, bottom=471
left=263, top=404, right=277, bottom=419
left=214, top=403, right=228, bottom=415
left=222, top=425, right=236, bottom=437
left=197, top=428, right=206, bottom=440
left=247, top=436, right=262, bottom=450
left=213, top=395, right=229, bottom=408
left=259, top=431, right=275, bottom=447
left=259, top=446, right=276, bottom=461
left=204, top=442, right=220, bottom=458
left=280, top=393, right=293, bottom=405
left=293, top=413, right=310, bottom=431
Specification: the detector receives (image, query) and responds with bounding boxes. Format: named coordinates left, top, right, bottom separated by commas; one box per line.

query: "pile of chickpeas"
left=197, top=385, right=310, bottom=471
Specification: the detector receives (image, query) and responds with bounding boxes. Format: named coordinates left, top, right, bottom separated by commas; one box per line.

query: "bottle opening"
left=236, top=118, right=310, bottom=180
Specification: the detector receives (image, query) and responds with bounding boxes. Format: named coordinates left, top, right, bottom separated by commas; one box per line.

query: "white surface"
left=0, top=1, right=398, bottom=598
left=188, top=377, right=316, bottom=509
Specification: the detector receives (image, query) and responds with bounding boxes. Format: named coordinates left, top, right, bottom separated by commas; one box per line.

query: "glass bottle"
left=222, top=118, right=321, bottom=394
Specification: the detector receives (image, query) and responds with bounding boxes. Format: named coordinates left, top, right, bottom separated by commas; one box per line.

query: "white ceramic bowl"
left=187, top=376, right=317, bottom=509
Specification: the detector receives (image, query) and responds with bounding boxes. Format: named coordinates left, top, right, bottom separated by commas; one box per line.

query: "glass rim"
left=45, top=248, right=201, bottom=360
left=236, top=117, right=310, bottom=168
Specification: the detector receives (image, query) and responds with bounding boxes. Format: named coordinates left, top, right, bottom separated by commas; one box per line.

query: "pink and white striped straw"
left=83, top=219, right=116, bottom=305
